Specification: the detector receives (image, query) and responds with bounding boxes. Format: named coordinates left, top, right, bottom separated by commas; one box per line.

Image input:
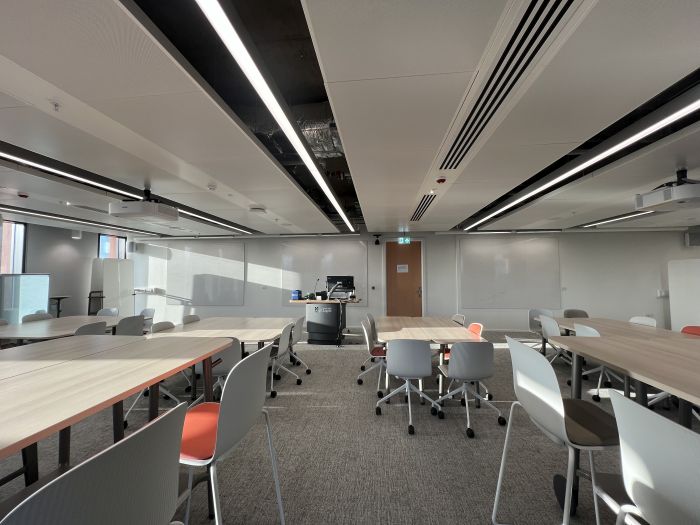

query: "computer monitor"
left=326, top=275, right=354, bottom=293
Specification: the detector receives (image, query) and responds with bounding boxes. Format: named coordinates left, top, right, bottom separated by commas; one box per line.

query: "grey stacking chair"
left=115, top=315, right=145, bottom=336
left=563, top=309, right=589, bottom=318
left=451, top=313, right=466, bottom=326
left=0, top=403, right=186, bottom=525
left=628, top=316, right=656, bottom=327
left=289, top=316, right=311, bottom=374
left=360, top=313, right=385, bottom=371
left=151, top=321, right=175, bottom=334
left=492, top=338, right=619, bottom=525
left=609, top=391, right=700, bottom=524
left=525, top=308, right=553, bottom=351
left=375, top=339, right=440, bottom=435
left=356, top=320, right=387, bottom=398
left=435, top=341, right=506, bottom=438
left=540, top=315, right=571, bottom=366
left=191, top=338, right=242, bottom=406
left=74, top=321, right=107, bottom=336
left=574, top=323, right=622, bottom=403
left=96, top=307, right=119, bottom=316
left=269, top=323, right=300, bottom=398
left=140, top=308, right=155, bottom=333
left=182, top=314, right=200, bottom=324
left=21, top=312, right=53, bottom=323
left=179, top=345, right=284, bottom=525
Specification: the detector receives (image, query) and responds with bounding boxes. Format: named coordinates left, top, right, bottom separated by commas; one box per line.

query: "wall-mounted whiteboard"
left=280, top=240, right=367, bottom=305
left=668, top=259, right=700, bottom=331
left=459, top=237, right=561, bottom=309
left=159, top=241, right=245, bottom=306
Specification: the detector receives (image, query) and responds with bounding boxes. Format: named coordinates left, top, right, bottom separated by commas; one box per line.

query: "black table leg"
left=148, top=383, right=160, bottom=421
left=21, top=444, right=38, bottom=486
left=679, top=399, right=692, bottom=428
left=624, top=376, right=631, bottom=398
left=634, top=380, right=648, bottom=407
left=190, top=365, right=197, bottom=402
left=203, top=357, right=214, bottom=402
left=58, top=427, right=71, bottom=467
left=541, top=336, right=546, bottom=355
left=112, top=401, right=124, bottom=442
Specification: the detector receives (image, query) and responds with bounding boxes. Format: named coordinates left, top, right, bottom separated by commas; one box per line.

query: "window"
left=0, top=222, right=26, bottom=273
left=98, top=234, right=127, bottom=259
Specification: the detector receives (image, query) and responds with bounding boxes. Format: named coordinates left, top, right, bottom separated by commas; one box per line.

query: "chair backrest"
left=115, top=315, right=145, bottom=336
left=528, top=308, right=553, bottom=333
left=74, top=321, right=107, bottom=336
left=22, top=313, right=53, bottom=323
left=506, top=337, right=567, bottom=444
left=140, top=308, right=155, bottom=331
left=386, top=339, right=432, bottom=379
left=681, top=325, right=700, bottom=337
left=447, top=341, right=494, bottom=381
left=213, top=338, right=242, bottom=376
left=451, top=314, right=466, bottom=326
left=573, top=323, right=600, bottom=337
left=366, top=313, right=379, bottom=343
left=272, top=323, right=294, bottom=358
left=629, top=316, right=656, bottom=327
left=539, top=315, right=561, bottom=340
left=563, top=308, right=588, bottom=318
left=610, top=391, right=700, bottom=524
left=214, top=345, right=272, bottom=461
left=291, top=316, right=304, bottom=346
left=182, top=314, right=200, bottom=325
left=150, top=321, right=174, bottom=334
left=0, top=403, right=186, bottom=525
left=140, top=308, right=155, bottom=318
left=96, top=307, right=119, bottom=317
left=467, top=322, right=483, bottom=337
left=360, top=319, right=374, bottom=355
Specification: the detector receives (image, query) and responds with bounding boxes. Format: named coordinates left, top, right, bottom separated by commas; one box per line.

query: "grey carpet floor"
left=0, top=336, right=691, bottom=524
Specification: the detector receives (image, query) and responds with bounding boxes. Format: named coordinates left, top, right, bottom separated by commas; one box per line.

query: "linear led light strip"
left=0, top=206, right=159, bottom=236
left=177, top=208, right=252, bottom=235
left=464, top=98, right=700, bottom=230
left=194, top=0, right=354, bottom=232
left=582, top=210, right=653, bottom=228
left=0, top=150, right=143, bottom=201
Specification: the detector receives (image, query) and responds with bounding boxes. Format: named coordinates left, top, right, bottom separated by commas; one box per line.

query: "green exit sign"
left=398, top=236, right=411, bottom=245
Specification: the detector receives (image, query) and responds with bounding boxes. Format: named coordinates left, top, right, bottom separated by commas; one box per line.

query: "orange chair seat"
left=370, top=346, right=386, bottom=357
left=180, top=402, right=220, bottom=461
left=682, top=325, right=700, bottom=337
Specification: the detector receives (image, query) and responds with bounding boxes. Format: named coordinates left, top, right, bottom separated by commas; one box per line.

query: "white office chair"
left=269, top=323, right=301, bottom=398
left=492, top=337, right=619, bottom=525
left=190, top=338, right=242, bottom=407
left=356, top=319, right=387, bottom=398
left=375, top=339, right=440, bottom=435
left=524, top=308, right=553, bottom=350
left=289, top=316, right=311, bottom=375
left=140, top=308, right=155, bottom=333
left=180, top=345, right=284, bottom=525
left=0, top=403, right=186, bottom=525
left=540, top=315, right=572, bottom=366
left=435, top=341, right=506, bottom=438
left=74, top=321, right=107, bottom=336
left=115, top=315, right=144, bottom=336
left=21, top=312, right=53, bottom=323
left=609, top=391, right=700, bottom=524
left=182, top=314, right=200, bottom=324
left=451, top=313, right=466, bottom=326
left=628, top=316, right=656, bottom=327
left=360, top=314, right=385, bottom=372
left=96, top=307, right=119, bottom=316
left=574, top=323, right=623, bottom=403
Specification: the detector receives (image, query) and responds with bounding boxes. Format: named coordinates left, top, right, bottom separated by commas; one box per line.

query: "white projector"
left=108, top=201, right=179, bottom=222
left=635, top=184, right=700, bottom=212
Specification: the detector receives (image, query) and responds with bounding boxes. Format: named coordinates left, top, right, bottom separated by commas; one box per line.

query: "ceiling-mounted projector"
left=108, top=201, right=179, bottom=222
left=635, top=168, right=700, bottom=212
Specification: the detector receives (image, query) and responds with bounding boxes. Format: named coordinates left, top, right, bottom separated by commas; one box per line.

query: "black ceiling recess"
left=440, top=0, right=574, bottom=170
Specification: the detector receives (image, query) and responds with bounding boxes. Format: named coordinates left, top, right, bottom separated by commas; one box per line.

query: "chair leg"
left=209, top=464, right=222, bottom=525
left=406, top=380, right=414, bottom=433
left=357, top=360, right=383, bottom=380
left=276, top=364, right=300, bottom=381
left=492, top=402, right=520, bottom=525
left=562, top=446, right=576, bottom=525
left=435, top=383, right=466, bottom=405
left=124, top=391, right=143, bottom=422
left=375, top=360, right=385, bottom=395
left=160, top=386, right=180, bottom=405
left=588, top=451, right=601, bottom=525
left=377, top=382, right=408, bottom=406
left=464, top=387, right=472, bottom=435
left=269, top=361, right=276, bottom=397
left=184, top=468, right=194, bottom=525
left=263, top=410, right=285, bottom=525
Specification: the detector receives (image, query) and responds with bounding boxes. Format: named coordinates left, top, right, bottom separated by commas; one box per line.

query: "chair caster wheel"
left=466, top=427, right=475, bottom=439
left=404, top=395, right=408, bottom=402
left=430, top=406, right=437, bottom=416
left=438, top=410, right=445, bottom=420
left=143, top=389, right=149, bottom=397
left=274, top=374, right=282, bottom=381
left=460, top=398, right=466, bottom=406
left=377, top=391, right=383, bottom=398
left=270, top=391, right=277, bottom=398
left=123, top=420, right=128, bottom=429
left=360, top=365, right=365, bottom=371
left=604, top=381, right=612, bottom=388
left=485, top=393, right=494, bottom=401
left=566, top=379, right=571, bottom=386
left=375, top=406, right=381, bottom=416
left=408, top=425, right=414, bottom=435
left=306, top=369, right=311, bottom=375
left=386, top=398, right=390, bottom=404
left=439, top=401, right=444, bottom=407
left=370, top=357, right=376, bottom=363
left=268, top=366, right=272, bottom=371
left=357, top=378, right=363, bottom=385
left=582, top=374, right=589, bottom=380
left=185, top=386, right=192, bottom=393
left=296, top=378, right=302, bottom=385
left=498, top=416, right=506, bottom=426
left=592, top=394, right=601, bottom=402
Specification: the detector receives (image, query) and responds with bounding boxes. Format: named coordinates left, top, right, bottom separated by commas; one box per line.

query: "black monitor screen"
left=326, top=275, right=354, bottom=292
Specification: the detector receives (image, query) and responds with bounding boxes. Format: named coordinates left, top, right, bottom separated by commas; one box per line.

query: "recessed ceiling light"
left=581, top=210, right=654, bottom=228
left=178, top=208, right=252, bottom=234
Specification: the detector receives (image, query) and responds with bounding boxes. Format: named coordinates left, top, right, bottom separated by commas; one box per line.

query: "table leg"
left=203, top=357, right=214, bottom=402
left=190, top=365, right=197, bottom=402
left=148, top=383, right=160, bottom=421
left=112, top=401, right=124, bottom=442
left=58, top=427, right=71, bottom=467
left=541, top=336, right=546, bottom=355
left=438, top=344, right=446, bottom=397
left=21, top=444, right=38, bottom=486
left=679, top=399, right=693, bottom=428
left=624, top=376, right=631, bottom=398
left=634, top=380, right=648, bottom=407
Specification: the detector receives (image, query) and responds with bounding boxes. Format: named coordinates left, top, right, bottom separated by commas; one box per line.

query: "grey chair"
left=191, top=338, right=242, bottom=406
left=140, top=308, right=155, bottom=333
left=269, top=323, right=300, bottom=398
left=114, top=315, right=145, bottom=336
left=360, top=313, right=385, bottom=372
left=151, top=321, right=174, bottom=334
left=525, top=308, right=554, bottom=352
left=540, top=315, right=571, bottom=366
left=575, top=323, right=623, bottom=403
left=375, top=339, right=440, bottom=435
left=451, top=314, right=466, bottom=326
left=493, top=338, right=619, bottom=525
left=289, top=316, right=311, bottom=375
left=435, top=342, right=506, bottom=438
left=356, top=319, right=387, bottom=398
left=629, top=316, right=656, bottom=327
left=96, top=307, right=119, bottom=316
left=0, top=403, right=187, bottom=525
left=563, top=309, right=589, bottom=318
left=74, top=321, right=107, bottom=336
left=21, top=313, right=53, bottom=323
left=182, top=314, right=200, bottom=324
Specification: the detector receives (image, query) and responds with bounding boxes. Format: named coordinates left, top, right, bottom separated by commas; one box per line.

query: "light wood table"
left=553, top=317, right=697, bottom=340
left=148, top=316, right=294, bottom=345
left=0, top=315, right=123, bottom=341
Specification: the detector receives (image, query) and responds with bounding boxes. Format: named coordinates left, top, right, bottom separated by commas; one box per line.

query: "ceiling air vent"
left=440, top=0, right=574, bottom=170
left=410, top=194, right=437, bottom=222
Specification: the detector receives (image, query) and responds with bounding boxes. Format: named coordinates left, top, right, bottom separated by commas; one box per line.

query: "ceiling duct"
left=440, top=0, right=574, bottom=170
left=410, top=194, right=437, bottom=222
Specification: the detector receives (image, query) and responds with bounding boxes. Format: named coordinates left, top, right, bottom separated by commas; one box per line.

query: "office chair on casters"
left=21, top=312, right=53, bottom=323
left=540, top=315, right=572, bottom=366
left=563, top=309, right=588, bottom=319
left=289, top=316, right=311, bottom=375
left=96, top=307, right=119, bottom=316
left=356, top=319, right=387, bottom=398
left=375, top=339, right=441, bottom=435
left=574, top=323, right=623, bottom=403
left=451, top=313, right=466, bottom=326
left=74, top=321, right=107, bottom=336
left=629, top=316, right=656, bottom=327
left=269, top=322, right=300, bottom=398
left=114, top=315, right=144, bottom=335
left=492, top=338, right=619, bottom=525
left=140, top=307, right=155, bottom=333
left=435, top=341, right=506, bottom=439
left=526, top=308, right=553, bottom=352
left=360, top=313, right=385, bottom=371
left=182, top=314, right=200, bottom=324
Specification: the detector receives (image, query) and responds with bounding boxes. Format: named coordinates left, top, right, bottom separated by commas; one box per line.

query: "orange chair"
left=681, top=325, right=700, bottom=336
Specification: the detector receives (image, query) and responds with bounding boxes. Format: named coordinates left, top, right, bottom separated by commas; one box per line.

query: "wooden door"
left=386, top=241, right=422, bottom=316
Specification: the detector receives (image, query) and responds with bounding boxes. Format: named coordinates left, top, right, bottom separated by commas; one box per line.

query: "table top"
left=289, top=299, right=360, bottom=304
left=0, top=315, right=122, bottom=340
left=149, top=316, right=295, bottom=342
left=553, top=317, right=697, bottom=340
left=376, top=316, right=485, bottom=344
left=0, top=336, right=232, bottom=459
left=550, top=334, right=700, bottom=406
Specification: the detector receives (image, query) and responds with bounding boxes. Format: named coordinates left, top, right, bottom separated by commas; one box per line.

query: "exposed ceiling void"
left=131, top=0, right=364, bottom=231
left=457, top=67, right=700, bottom=231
